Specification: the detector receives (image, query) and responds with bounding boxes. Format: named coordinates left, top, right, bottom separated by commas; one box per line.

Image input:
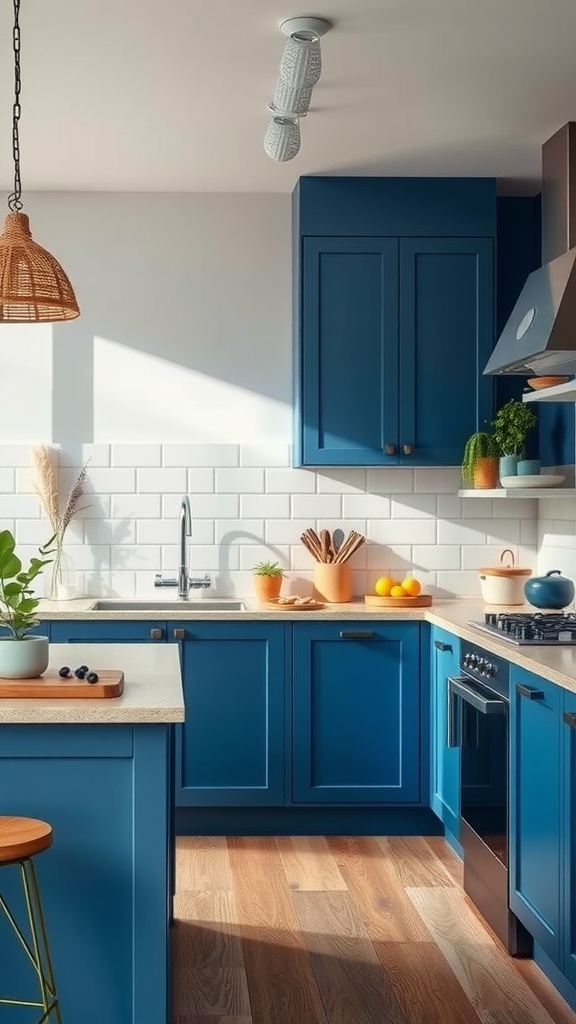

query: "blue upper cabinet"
left=293, top=176, right=496, bottom=467
left=292, top=621, right=420, bottom=803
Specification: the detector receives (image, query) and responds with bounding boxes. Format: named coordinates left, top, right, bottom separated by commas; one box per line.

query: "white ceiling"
left=0, top=0, right=575, bottom=193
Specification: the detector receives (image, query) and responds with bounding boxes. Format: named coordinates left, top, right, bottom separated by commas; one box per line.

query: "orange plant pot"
left=473, top=457, right=498, bottom=489
left=313, top=563, right=352, bottom=603
left=253, top=575, right=283, bottom=604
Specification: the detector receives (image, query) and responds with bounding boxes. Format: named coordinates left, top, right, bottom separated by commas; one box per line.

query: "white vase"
left=0, top=636, right=49, bottom=679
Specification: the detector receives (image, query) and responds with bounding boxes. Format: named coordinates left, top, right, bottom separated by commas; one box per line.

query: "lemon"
left=374, top=576, right=395, bottom=597
left=390, top=584, right=408, bottom=598
left=401, top=577, right=422, bottom=597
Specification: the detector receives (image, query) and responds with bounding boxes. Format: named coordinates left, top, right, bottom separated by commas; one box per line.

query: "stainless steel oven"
left=448, top=641, right=532, bottom=956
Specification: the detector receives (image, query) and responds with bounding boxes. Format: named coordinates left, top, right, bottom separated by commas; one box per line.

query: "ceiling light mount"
left=280, top=17, right=332, bottom=40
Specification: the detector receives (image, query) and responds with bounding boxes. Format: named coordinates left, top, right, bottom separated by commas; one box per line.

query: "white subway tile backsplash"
left=187, top=469, right=215, bottom=493
left=240, top=544, right=290, bottom=571
left=0, top=469, right=14, bottom=492
left=316, top=469, right=367, bottom=493
left=461, top=545, right=514, bottom=570
left=242, top=494, right=290, bottom=519
left=216, top=468, right=264, bottom=493
left=241, top=444, right=290, bottom=467
left=111, top=545, right=160, bottom=571
left=369, top=519, right=437, bottom=545
left=266, top=468, right=316, bottom=493
left=76, top=495, right=111, bottom=519
left=0, top=445, right=30, bottom=466
left=113, top=494, right=162, bottom=519
left=437, top=571, right=480, bottom=596
left=413, top=545, right=461, bottom=571
left=15, top=468, right=34, bottom=493
left=487, top=519, right=521, bottom=545
left=293, top=494, right=342, bottom=520
left=0, top=494, right=41, bottom=518
left=84, top=468, right=136, bottom=493
left=112, top=444, right=162, bottom=467
left=437, top=494, right=462, bottom=519
left=265, top=519, right=314, bottom=545
left=163, top=444, right=239, bottom=467
left=492, top=497, right=538, bottom=519
left=414, top=468, right=460, bottom=493
left=391, top=495, right=437, bottom=519
left=85, top=519, right=136, bottom=545
left=195, top=494, right=239, bottom=519
left=437, top=521, right=486, bottom=546
left=343, top=494, right=389, bottom=519
left=17, top=519, right=83, bottom=546
left=215, top=520, right=264, bottom=545
left=137, top=520, right=179, bottom=544
left=367, top=469, right=414, bottom=494
left=58, top=444, right=111, bottom=468
left=138, top=468, right=186, bottom=493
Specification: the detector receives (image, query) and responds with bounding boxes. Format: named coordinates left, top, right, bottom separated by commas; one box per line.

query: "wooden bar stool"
left=0, top=816, right=62, bottom=1022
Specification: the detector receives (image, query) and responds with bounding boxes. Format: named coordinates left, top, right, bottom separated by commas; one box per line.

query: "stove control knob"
left=477, top=658, right=487, bottom=674
left=485, top=662, right=496, bottom=678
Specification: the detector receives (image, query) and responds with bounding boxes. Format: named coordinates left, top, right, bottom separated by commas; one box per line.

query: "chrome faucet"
left=178, top=495, right=192, bottom=599
left=154, top=495, right=211, bottom=598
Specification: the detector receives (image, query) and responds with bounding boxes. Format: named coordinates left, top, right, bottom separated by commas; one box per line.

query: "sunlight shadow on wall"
left=0, top=325, right=53, bottom=439
left=93, top=336, right=290, bottom=443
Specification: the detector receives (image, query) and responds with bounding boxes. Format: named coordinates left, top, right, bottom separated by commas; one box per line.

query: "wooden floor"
left=171, top=835, right=576, bottom=1024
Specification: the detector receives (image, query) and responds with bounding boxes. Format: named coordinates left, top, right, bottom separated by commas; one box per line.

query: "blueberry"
left=59, top=666, right=71, bottom=678
left=78, top=664, right=89, bottom=674
left=74, top=668, right=86, bottom=679
left=86, top=672, right=99, bottom=684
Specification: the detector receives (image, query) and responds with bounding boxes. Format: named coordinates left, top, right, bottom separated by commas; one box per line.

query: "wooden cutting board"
left=0, top=670, right=124, bottom=699
left=364, top=594, right=432, bottom=608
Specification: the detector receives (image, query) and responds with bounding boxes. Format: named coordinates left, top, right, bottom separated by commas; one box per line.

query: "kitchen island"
left=0, top=643, right=184, bottom=1024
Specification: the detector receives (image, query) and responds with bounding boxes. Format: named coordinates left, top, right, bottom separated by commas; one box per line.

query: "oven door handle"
left=448, top=676, right=508, bottom=716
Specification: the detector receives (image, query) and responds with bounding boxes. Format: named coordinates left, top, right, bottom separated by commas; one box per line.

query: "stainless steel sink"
left=89, top=599, right=247, bottom=612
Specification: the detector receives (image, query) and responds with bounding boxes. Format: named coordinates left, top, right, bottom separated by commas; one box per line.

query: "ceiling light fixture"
left=0, top=0, right=80, bottom=323
left=264, top=16, right=332, bottom=163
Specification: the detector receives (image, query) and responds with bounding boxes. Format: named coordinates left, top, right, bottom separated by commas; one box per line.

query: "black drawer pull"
left=516, top=684, right=544, bottom=700
left=563, top=712, right=576, bottom=730
left=434, top=640, right=452, bottom=652
left=339, top=630, right=375, bottom=640
left=150, top=627, right=163, bottom=640
left=173, top=628, right=185, bottom=640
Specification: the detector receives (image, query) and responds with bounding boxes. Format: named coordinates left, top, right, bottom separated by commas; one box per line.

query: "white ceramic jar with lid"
left=478, top=548, right=532, bottom=604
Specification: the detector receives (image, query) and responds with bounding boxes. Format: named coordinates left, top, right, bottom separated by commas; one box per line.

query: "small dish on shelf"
left=526, top=376, right=571, bottom=390
left=266, top=597, right=325, bottom=611
left=500, top=474, right=565, bottom=489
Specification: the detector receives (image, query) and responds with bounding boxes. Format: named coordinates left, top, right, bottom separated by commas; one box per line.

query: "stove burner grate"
left=485, top=611, right=576, bottom=643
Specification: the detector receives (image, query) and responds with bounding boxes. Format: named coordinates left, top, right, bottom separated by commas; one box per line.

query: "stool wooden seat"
left=0, top=815, right=61, bottom=1022
left=0, top=816, right=52, bottom=862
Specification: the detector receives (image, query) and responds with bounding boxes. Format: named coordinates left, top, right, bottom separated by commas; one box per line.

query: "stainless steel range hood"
left=484, top=123, right=576, bottom=376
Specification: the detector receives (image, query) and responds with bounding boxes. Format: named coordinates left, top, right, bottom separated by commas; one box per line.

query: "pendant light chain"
left=8, top=0, right=22, bottom=212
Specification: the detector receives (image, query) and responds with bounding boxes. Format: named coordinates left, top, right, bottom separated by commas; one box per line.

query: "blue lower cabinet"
left=430, top=626, right=460, bottom=834
left=173, top=622, right=286, bottom=807
left=510, top=666, right=562, bottom=963
left=563, top=692, right=576, bottom=988
left=0, top=723, right=171, bottom=1024
left=50, top=620, right=166, bottom=643
left=292, top=621, right=420, bottom=803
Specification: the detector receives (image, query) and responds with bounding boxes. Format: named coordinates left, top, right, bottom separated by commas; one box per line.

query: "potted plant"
left=0, top=529, right=56, bottom=678
left=492, top=399, right=537, bottom=478
left=461, top=431, right=499, bottom=489
left=252, top=560, right=286, bottom=603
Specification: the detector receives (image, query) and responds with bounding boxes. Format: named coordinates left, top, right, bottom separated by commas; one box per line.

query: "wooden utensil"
left=335, top=530, right=366, bottom=563
left=320, top=529, right=332, bottom=563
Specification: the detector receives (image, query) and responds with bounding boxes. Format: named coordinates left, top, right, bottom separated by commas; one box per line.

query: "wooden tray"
left=266, top=598, right=325, bottom=611
left=364, top=594, right=432, bottom=608
left=0, top=670, right=124, bottom=699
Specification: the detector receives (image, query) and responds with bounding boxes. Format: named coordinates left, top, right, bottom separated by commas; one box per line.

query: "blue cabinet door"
left=292, top=622, right=420, bottom=803
left=50, top=620, right=166, bottom=643
left=430, top=625, right=460, bottom=835
left=563, top=693, right=576, bottom=987
left=510, top=666, right=562, bottom=962
left=298, top=236, right=399, bottom=466
left=173, top=622, right=286, bottom=807
left=398, top=237, right=494, bottom=465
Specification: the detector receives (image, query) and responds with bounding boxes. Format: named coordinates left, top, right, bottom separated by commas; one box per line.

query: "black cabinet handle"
left=434, top=640, right=452, bottom=652
left=516, top=683, right=544, bottom=700
left=339, top=630, right=375, bottom=639
left=563, top=712, right=576, bottom=729
left=150, top=628, right=164, bottom=640
left=173, top=628, right=185, bottom=640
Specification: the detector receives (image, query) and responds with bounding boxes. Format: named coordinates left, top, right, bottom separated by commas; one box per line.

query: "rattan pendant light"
left=0, top=0, right=80, bottom=322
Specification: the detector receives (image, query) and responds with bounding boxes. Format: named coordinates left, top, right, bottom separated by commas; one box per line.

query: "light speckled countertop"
left=35, top=595, right=576, bottom=696
left=0, top=643, right=185, bottom=724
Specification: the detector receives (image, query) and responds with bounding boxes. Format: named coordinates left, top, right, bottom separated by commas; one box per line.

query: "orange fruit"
left=401, top=577, right=422, bottom=597
left=390, top=584, right=408, bottom=598
left=374, top=576, right=395, bottom=597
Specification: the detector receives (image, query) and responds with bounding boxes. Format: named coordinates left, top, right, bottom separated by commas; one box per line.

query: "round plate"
left=500, top=474, right=565, bottom=488
left=266, top=597, right=325, bottom=611
left=364, top=594, right=432, bottom=607
left=527, top=376, right=571, bottom=390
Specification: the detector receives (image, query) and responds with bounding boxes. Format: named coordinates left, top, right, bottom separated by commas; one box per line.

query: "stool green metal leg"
left=0, top=857, right=62, bottom=1022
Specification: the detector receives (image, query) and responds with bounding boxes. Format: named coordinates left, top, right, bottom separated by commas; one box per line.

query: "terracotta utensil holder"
left=313, top=562, right=352, bottom=603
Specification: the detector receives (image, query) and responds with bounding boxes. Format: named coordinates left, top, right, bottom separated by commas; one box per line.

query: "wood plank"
left=172, top=891, right=244, bottom=968
left=406, top=886, right=558, bottom=1024
left=376, top=941, right=483, bottom=1024
left=423, top=836, right=464, bottom=886
left=276, top=836, right=348, bottom=891
left=175, top=836, right=233, bottom=891
left=380, top=836, right=457, bottom=887
left=173, top=1017, right=252, bottom=1024
left=516, top=960, right=576, bottom=1024
left=327, top=836, right=431, bottom=942
left=171, top=966, right=251, bottom=1018
left=227, top=836, right=328, bottom=1024
left=292, top=889, right=407, bottom=1024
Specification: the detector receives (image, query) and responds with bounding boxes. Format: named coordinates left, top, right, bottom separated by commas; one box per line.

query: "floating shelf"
left=458, top=488, right=576, bottom=498
left=523, top=381, right=576, bottom=403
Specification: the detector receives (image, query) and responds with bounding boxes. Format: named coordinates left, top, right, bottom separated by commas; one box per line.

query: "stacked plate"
left=500, top=474, right=565, bottom=489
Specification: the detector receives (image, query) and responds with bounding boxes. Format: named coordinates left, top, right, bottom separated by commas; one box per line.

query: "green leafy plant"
left=0, top=529, right=56, bottom=640
left=461, top=431, right=499, bottom=484
left=492, top=399, right=537, bottom=458
left=252, top=560, right=286, bottom=578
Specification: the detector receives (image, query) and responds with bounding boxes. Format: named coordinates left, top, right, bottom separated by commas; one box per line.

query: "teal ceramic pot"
left=499, top=455, right=518, bottom=479
left=517, top=459, right=541, bottom=476
left=524, top=570, right=575, bottom=609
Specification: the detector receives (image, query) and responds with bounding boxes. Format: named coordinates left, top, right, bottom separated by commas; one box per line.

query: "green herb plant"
left=0, top=529, right=56, bottom=639
left=461, top=431, right=499, bottom=485
left=492, top=399, right=537, bottom=458
left=252, top=560, right=286, bottom=578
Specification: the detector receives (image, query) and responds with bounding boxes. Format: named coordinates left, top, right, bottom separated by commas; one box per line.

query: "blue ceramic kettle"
left=524, top=569, right=575, bottom=609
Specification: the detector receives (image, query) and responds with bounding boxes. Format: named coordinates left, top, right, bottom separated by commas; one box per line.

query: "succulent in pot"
left=461, top=431, right=499, bottom=489
left=0, top=529, right=56, bottom=678
left=524, top=569, right=575, bottom=610
left=252, top=560, right=286, bottom=603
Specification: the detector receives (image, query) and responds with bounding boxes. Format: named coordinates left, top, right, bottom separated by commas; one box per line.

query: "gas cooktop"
left=469, top=611, right=576, bottom=645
